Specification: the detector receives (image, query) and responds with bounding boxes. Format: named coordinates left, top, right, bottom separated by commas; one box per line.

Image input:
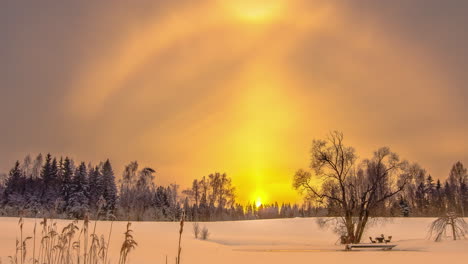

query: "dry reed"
left=8, top=217, right=133, bottom=264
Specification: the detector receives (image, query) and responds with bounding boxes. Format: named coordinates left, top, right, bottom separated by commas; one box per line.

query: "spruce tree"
left=434, top=179, right=445, bottom=216
left=40, top=154, right=60, bottom=209
left=3, top=161, right=25, bottom=208
left=61, top=157, right=74, bottom=210
left=101, top=159, right=117, bottom=213
left=67, top=162, right=89, bottom=218
left=399, top=196, right=410, bottom=217
left=88, top=166, right=104, bottom=212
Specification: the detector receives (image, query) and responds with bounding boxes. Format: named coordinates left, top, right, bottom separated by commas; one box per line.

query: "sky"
left=1, top=0, right=468, bottom=204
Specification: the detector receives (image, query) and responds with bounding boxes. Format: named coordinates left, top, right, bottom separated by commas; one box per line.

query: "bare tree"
left=428, top=212, right=468, bottom=241
left=293, top=131, right=408, bottom=243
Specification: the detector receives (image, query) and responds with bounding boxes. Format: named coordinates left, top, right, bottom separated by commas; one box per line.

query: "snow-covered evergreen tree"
left=67, top=162, right=89, bottom=218
left=3, top=161, right=25, bottom=209
left=101, top=159, right=117, bottom=213
left=40, top=154, right=60, bottom=209
left=60, top=157, right=74, bottom=211
left=88, top=166, right=105, bottom=213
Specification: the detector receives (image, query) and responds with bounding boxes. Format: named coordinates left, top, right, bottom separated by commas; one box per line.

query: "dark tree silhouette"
left=101, top=159, right=117, bottom=214
left=88, top=165, right=104, bottom=214
left=60, top=157, right=74, bottom=212
left=0, top=151, right=465, bottom=222
left=293, top=131, right=408, bottom=243
left=67, top=162, right=89, bottom=218
left=3, top=161, right=25, bottom=208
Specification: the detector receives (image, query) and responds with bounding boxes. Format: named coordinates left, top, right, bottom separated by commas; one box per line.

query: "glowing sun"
left=224, top=0, right=285, bottom=23
left=255, top=198, right=263, bottom=207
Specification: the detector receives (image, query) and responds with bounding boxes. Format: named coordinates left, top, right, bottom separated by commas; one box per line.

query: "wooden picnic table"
left=375, top=237, right=385, bottom=243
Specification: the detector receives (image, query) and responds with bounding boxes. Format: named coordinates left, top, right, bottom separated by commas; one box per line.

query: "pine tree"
left=101, top=159, right=117, bottom=213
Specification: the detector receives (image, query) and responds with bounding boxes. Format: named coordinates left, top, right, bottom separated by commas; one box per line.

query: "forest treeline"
left=0, top=153, right=467, bottom=221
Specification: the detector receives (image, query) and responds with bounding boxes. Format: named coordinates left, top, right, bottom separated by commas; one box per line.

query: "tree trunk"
left=461, top=194, right=465, bottom=218
left=355, top=215, right=369, bottom=243
left=345, top=213, right=356, bottom=243
left=450, top=218, right=457, bottom=240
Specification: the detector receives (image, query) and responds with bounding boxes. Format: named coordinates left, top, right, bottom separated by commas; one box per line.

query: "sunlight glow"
left=251, top=189, right=268, bottom=207
left=224, top=0, right=285, bottom=23
left=255, top=198, right=263, bottom=207
left=65, top=0, right=337, bottom=204
left=228, top=61, right=305, bottom=205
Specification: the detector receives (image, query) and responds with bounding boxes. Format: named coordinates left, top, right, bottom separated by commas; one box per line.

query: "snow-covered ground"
left=0, top=217, right=467, bottom=264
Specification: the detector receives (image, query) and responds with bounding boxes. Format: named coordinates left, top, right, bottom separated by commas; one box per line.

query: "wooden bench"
left=345, top=243, right=396, bottom=251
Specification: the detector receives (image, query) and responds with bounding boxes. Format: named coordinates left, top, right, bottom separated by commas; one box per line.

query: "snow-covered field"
left=0, top=217, right=467, bottom=264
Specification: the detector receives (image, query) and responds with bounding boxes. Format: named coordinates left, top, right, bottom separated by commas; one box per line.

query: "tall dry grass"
left=118, top=222, right=137, bottom=264
left=9, top=214, right=188, bottom=264
left=175, top=213, right=184, bottom=264
left=8, top=216, right=135, bottom=264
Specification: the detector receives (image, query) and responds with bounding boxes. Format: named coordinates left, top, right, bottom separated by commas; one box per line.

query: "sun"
left=255, top=198, right=263, bottom=207
left=252, top=189, right=268, bottom=207
left=223, top=0, right=285, bottom=23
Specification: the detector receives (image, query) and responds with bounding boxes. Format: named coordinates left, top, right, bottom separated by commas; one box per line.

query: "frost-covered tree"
left=166, top=184, right=181, bottom=220
left=31, top=153, right=43, bottom=179
left=448, top=162, right=467, bottom=217
left=60, top=157, right=74, bottom=211
left=119, top=163, right=156, bottom=220
left=3, top=161, right=25, bottom=209
left=153, top=186, right=170, bottom=207
left=21, top=155, right=32, bottom=177
left=101, top=159, right=117, bottom=213
left=40, top=154, right=60, bottom=209
left=88, top=166, right=105, bottom=213
left=0, top=173, right=7, bottom=204
left=293, top=131, right=408, bottom=243
left=119, top=161, right=139, bottom=218
left=67, top=162, right=89, bottom=218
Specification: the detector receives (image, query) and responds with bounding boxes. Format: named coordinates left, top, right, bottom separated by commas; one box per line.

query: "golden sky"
left=2, top=0, right=468, bottom=204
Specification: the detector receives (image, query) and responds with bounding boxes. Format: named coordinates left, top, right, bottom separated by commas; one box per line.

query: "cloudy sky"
left=1, top=0, right=467, bottom=204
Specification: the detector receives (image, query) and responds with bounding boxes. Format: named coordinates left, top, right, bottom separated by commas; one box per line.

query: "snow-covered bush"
left=193, top=222, right=200, bottom=239
left=201, top=226, right=210, bottom=240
